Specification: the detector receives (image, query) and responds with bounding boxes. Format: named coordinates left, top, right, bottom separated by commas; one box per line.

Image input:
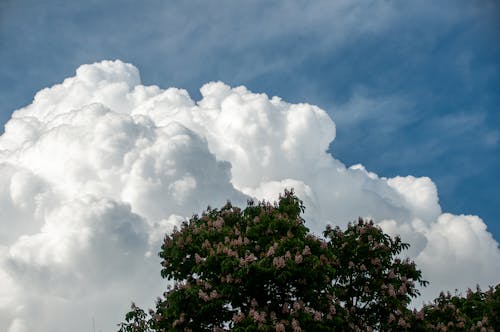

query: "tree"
left=408, top=285, right=500, bottom=331
left=324, top=219, right=427, bottom=330
left=118, top=190, right=427, bottom=331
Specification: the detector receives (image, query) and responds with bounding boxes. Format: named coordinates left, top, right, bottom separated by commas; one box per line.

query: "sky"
left=0, top=1, right=499, bottom=331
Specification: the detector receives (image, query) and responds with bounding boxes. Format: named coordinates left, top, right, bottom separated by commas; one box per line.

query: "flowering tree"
left=118, top=190, right=427, bottom=331
left=325, top=219, right=427, bottom=330
left=408, top=285, right=500, bottom=331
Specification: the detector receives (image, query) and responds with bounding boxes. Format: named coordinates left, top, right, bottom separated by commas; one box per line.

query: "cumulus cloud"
left=0, top=60, right=498, bottom=331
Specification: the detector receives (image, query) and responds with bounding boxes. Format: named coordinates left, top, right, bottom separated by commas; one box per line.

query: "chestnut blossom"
left=195, top=253, right=203, bottom=264
left=214, top=217, right=224, bottom=230
left=209, top=290, right=219, bottom=299
left=329, top=304, right=336, bottom=315
left=291, top=318, right=302, bottom=332
left=398, top=283, right=407, bottom=295
left=245, top=252, right=256, bottom=263
left=273, top=256, right=286, bottom=269
left=275, top=322, right=286, bottom=332
left=201, top=239, right=211, bottom=249
left=266, top=245, right=276, bottom=257
left=198, top=290, right=210, bottom=302
left=232, top=312, right=245, bottom=323
left=293, top=301, right=301, bottom=311
left=388, top=284, right=396, bottom=297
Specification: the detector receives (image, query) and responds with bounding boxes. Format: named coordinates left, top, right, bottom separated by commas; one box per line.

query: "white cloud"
left=0, top=60, right=498, bottom=331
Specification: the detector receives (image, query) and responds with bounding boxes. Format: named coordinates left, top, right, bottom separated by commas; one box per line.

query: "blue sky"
left=1, top=0, right=499, bottom=240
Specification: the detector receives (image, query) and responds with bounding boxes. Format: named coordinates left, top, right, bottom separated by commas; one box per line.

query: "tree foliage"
left=408, top=285, right=500, bottom=331
left=324, top=218, right=426, bottom=330
left=117, top=190, right=497, bottom=331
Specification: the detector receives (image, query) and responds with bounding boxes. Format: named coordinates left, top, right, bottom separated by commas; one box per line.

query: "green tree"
left=409, top=285, right=500, bottom=331
left=325, top=219, right=427, bottom=330
left=118, top=190, right=427, bottom=331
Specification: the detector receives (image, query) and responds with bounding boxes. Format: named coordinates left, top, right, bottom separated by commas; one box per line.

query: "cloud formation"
left=0, top=60, right=498, bottom=331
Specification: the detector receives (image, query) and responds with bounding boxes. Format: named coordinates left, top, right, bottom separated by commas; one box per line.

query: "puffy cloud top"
left=0, top=60, right=498, bottom=331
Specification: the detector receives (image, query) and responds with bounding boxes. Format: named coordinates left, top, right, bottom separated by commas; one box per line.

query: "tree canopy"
left=118, top=190, right=498, bottom=331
